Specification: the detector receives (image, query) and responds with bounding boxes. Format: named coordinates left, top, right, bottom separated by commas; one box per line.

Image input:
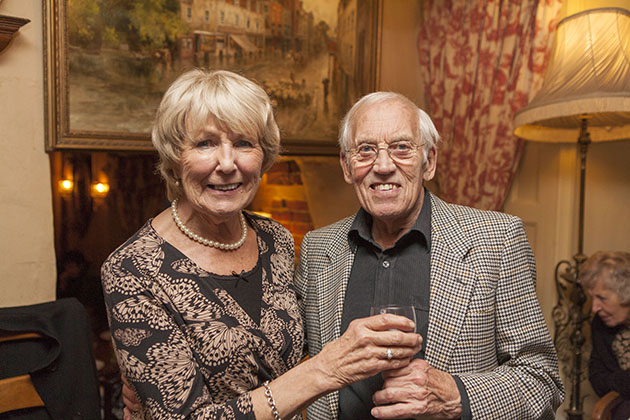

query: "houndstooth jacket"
left=294, top=192, right=564, bottom=420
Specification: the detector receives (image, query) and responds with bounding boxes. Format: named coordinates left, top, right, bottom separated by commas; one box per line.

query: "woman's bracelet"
left=262, top=380, right=282, bottom=420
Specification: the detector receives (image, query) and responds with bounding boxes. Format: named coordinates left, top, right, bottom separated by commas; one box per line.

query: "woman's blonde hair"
left=152, top=69, right=281, bottom=201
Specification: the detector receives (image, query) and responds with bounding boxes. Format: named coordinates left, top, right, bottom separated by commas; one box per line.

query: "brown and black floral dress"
left=101, top=214, right=304, bottom=419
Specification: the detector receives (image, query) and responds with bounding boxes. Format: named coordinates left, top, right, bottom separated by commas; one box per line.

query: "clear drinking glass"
left=369, top=305, right=417, bottom=332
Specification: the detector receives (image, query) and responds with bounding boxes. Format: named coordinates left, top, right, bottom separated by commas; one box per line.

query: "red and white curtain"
left=418, top=0, right=563, bottom=210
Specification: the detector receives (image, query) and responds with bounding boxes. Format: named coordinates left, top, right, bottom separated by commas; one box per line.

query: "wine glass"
left=369, top=305, right=417, bottom=332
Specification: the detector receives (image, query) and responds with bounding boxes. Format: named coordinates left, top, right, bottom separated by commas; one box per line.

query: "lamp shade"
left=514, top=8, right=630, bottom=143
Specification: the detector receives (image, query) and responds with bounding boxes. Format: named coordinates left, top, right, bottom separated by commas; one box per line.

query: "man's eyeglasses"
left=349, top=141, right=421, bottom=166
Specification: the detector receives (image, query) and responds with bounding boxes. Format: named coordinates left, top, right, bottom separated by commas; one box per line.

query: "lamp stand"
left=552, top=118, right=592, bottom=420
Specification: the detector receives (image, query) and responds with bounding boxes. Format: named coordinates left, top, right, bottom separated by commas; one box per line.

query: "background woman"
left=580, top=250, right=630, bottom=420
left=102, top=69, right=421, bottom=420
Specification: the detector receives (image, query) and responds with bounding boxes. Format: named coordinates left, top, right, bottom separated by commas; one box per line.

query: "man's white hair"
left=338, top=91, right=440, bottom=165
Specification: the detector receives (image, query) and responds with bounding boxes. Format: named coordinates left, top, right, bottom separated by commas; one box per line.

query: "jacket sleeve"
left=293, top=231, right=310, bottom=354
left=457, top=216, right=565, bottom=420
left=293, top=233, right=309, bottom=341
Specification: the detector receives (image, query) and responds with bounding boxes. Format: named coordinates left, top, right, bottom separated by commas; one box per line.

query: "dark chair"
left=0, top=298, right=101, bottom=420
left=592, top=391, right=623, bottom=420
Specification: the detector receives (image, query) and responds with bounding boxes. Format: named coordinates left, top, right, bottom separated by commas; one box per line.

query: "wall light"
left=58, top=179, right=74, bottom=194
left=91, top=182, right=110, bottom=198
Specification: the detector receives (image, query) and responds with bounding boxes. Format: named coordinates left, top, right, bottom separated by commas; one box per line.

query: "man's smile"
left=371, top=183, right=401, bottom=191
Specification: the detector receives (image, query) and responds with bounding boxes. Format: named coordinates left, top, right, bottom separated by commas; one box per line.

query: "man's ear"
left=340, top=151, right=353, bottom=185
left=423, top=148, right=437, bottom=182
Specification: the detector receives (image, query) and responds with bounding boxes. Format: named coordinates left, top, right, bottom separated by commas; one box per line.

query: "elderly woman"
left=579, top=251, right=630, bottom=420
left=101, top=69, right=421, bottom=420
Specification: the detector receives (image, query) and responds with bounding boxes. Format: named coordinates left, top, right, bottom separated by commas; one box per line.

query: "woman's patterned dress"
left=101, top=214, right=304, bottom=419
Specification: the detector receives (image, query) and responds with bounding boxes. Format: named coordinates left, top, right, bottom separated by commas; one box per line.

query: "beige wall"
left=0, top=0, right=57, bottom=307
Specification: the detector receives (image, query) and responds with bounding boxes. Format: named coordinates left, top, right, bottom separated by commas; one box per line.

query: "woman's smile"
left=208, top=182, right=241, bottom=192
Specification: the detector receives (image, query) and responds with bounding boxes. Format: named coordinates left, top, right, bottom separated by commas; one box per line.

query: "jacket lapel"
left=425, top=194, right=477, bottom=370
left=315, top=216, right=355, bottom=418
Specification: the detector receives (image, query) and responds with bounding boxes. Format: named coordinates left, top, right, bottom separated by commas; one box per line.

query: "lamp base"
left=553, top=255, right=590, bottom=420
left=566, top=409, right=584, bottom=420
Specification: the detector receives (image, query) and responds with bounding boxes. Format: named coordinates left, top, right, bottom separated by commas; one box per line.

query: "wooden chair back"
left=592, top=391, right=623, bottom=420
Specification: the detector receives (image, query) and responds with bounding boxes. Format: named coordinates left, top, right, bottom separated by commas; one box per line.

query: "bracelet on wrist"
left=262, top=380, right=282, bottom=420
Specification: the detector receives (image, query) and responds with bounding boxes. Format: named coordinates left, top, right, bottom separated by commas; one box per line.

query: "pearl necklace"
left=171, top=198, right=248, bottom=251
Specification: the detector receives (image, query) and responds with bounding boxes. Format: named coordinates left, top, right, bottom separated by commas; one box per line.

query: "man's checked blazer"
left=294, top=192, right=564, bottom=420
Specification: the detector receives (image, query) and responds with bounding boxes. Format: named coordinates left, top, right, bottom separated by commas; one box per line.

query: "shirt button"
left=382, top=260, right=390, bottom=268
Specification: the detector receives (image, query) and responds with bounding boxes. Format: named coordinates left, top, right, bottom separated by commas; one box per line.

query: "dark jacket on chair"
left=0, top=298, right=101, bottom=420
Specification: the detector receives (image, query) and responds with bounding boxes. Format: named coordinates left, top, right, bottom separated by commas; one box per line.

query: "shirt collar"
left=348, top=189, right=432, bottom=252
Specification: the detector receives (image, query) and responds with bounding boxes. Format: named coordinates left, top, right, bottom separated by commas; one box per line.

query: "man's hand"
left=121, top=375, right=142, bottom=420
left=371, top=359, right=462, bottom=420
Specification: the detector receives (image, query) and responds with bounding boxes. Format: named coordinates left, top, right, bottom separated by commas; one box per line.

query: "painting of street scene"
left=66, top=0, right=376, bottom=145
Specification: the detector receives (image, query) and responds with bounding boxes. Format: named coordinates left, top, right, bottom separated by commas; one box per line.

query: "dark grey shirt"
left=338, top=192, right=471, bottom=420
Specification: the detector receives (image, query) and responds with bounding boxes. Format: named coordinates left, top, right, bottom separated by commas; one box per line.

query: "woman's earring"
left=175, top=179, right=181, bottom=187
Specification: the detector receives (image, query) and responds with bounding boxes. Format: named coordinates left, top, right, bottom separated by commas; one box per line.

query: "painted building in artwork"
left=334, top=0, right=378, bottom=111
left=176, top=0, right=323, bottom=61
left=261, top=0, right=315, bottom=56
left=177, top=0, right=265, bottom=60
left=294, top=3, right=314, bottom=57
left=337, top=0, right=356, bottom=79
left=277, top=0, right=314, bottom=57
left=261, top=0, right=287, bottom=53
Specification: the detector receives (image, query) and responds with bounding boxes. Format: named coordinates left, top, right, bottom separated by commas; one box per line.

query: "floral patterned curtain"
left=418, top=0, right=563, bottom=210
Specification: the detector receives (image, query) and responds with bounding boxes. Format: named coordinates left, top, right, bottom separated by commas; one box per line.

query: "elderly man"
left=294, top=92, right=564, bottom=420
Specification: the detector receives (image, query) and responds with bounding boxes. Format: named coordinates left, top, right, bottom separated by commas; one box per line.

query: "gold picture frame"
left=43, top=0, right=381, bottom=155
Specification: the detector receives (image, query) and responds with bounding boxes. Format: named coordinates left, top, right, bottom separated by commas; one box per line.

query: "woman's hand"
left=312, top=314, right=423, bottom=392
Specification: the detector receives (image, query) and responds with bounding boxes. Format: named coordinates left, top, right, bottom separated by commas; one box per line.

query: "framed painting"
left=44, top=0, right=382, bottom=155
